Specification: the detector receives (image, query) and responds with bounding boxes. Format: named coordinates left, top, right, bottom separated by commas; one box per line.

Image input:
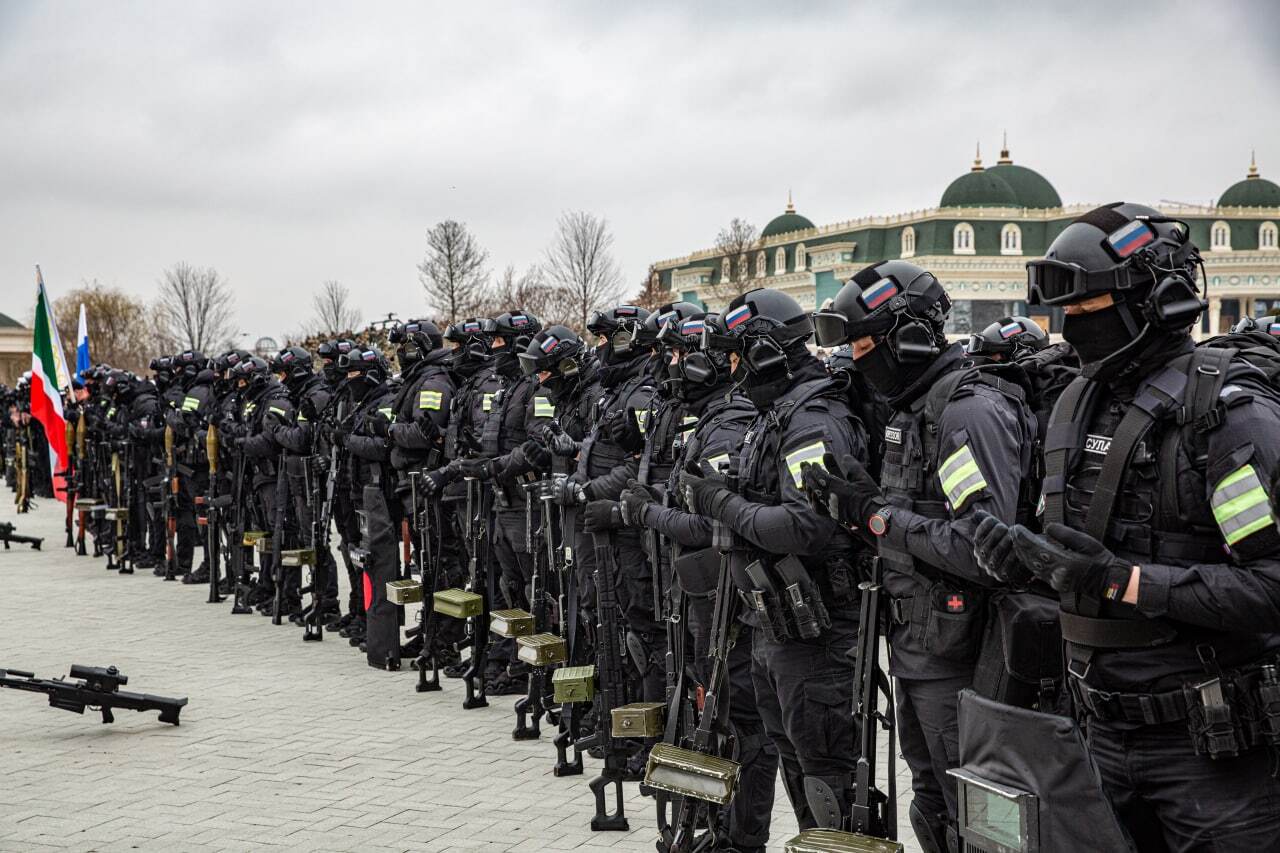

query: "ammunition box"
left=490, top=608, right=535, bottom=638
left=783, top=830, right=904, bottom=853
left=101, top=507, right=129, bottom=520
left=551, top=665, right=596, bottom=704
left=610, top=702, right=666, bottom=738
left=432, top=588, right=484, bottom=619
left=242, top=530, right=267, bottom=546
left=280, top=548, right=316, bottom=567
left=253, top=536, right=274, bottom=554
left=386, top=579, right=423, bottom=605
left=643, top=743, right=740, bottom=805
left=516, top=633, right=567, bottom=666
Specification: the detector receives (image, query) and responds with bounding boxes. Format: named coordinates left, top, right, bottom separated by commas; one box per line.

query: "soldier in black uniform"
left=607, top=311, right=779, bottom=852
left=680, top=288, right=869, bottom=831
left=315, top=339, right=362, bottom=631
left=271, top=346, right=341, bottom=622
left=166, top=350, right=217, bottom=577
left=980, top=202, right=1280, bottom=851
left=809, top=260, right=1037, bottom=851
left=337, top=347, right=400, bottom=667
left=231, top=356, right=296, bottom=614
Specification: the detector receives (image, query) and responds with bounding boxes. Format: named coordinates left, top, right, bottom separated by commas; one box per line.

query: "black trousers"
left=895, top=673, right=970, bottom=834
left=1088, top=719, right=1280, bottom=852
left=751, top=615, right=860, bottom=830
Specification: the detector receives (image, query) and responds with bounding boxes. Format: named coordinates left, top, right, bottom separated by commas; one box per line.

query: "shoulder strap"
left=1185, top=346, right=1234, bottom=434
left=1041, top=376, right=1100, bottom=527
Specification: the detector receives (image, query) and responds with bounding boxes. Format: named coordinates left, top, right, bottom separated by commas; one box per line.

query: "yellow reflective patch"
left=181, top=396, right=200, bottom=412
left=705, top=452, right=730, bottom=472
left=268, top=405, right=287, bottom=418
left=939, top=444, right=987, bottom=511
left=1212, top=463, right=1275, bottom=546
left=482, top=393, right=494, bottom=412
left=635, top=410, right=649, bottom=434
left=784, top=441, right=826, bottom=488
left=377, top=407, right=394, bottom=423
left=534, top=396, right=555, bottom=418
left=681, top=415, right=698, bottom=433
left=418, top=389, right=443, bottom=411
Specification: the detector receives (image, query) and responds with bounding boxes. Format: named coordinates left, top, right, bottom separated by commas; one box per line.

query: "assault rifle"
left=205, top=423, right=227, bottom=603
left=0, top=665, right=187, bottom=725
left=513, top=480, right=558, bottom=739
left=163, top=424, right=179, bottom=581
left=552, top=495, right=585, bottom=777
left=410, top=468, right=442, bottom=689
left=580, top=530, right=630, bottom=831
left=300, top=412, right=339, bottom=640
left=59, top=417, right=76, bottom=548
left=460, top=479, right=493, bottom=709
left=0, top=521, right=43, bottom=550
left=229, top=434, right=255, bottom=614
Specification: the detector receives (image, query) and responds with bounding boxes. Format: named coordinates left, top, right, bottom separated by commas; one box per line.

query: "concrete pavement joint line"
left=0, top=500, right=917, bottom=852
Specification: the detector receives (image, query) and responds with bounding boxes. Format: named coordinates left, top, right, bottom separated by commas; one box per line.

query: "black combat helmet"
left=815, top=260, right=952, bottom=397
left=389, top=319, right=443, bottom=368
left=701, top=288, right=815, bottom=408
left=339, top=347, right=390, bottom=386
left=271, top=346, right=314, bottom=388
left=445, top=317, right=493, bottom=359
left=1026, top=202, right=1203, bottom=377
left=317, top=339, right=356, bottom=385
left=231, top=356, right=271, bottom=390
left=520, top=325, right=587, bottom=399
left=587, top=304, right=651, bottom=364
left=967, top=316, right=1050, bottom=361
left=486, top=311, right=543, bottom=350
left=640, top=301, right=701, bottom=350
left=173, top=350, right=210, bottom=386
left=658, top=312, right=733, bottom=401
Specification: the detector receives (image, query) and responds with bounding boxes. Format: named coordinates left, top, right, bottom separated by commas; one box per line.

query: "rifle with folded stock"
left=0, top=665, right=187, bottom=725
left=553, top=495, right=585, bottom=777
left=229, top=438, right=255, bottom=614
left=205, top=423, right=227, bottom=603
left=513, top=480, right=559, bottom=739
left=412, top=468, right=444, bottom=690
left=460, top=479, right=493, bottom=709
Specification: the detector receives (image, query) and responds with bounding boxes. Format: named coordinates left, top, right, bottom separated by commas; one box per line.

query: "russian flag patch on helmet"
left=999, top=321, right=1024, bottom=339
left=1106, top=220, right=1156, bottom=258
left=724, top=304, right=753, bottom=330
left=860, top=278, right=899, bottom=310
left=615, top=305, right=638, bottom=317
left=463, top=321, right=481, bottom=332
left=539, top=335, right=560, bottom=353
left=511, top=315, right=529, bottom=327
left=1269, top=322, right=1280, bottom=337
left=680, top=318, right=705, bottom=336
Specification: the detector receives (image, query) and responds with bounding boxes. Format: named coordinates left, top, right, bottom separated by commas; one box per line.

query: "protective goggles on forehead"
left=657, top=318, right=703, bottom=350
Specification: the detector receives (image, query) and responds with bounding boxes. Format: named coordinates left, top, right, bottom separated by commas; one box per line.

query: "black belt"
left=1060, top=611, right=1178, bottom=649
left=1071, top=680, right=1190, bottom=725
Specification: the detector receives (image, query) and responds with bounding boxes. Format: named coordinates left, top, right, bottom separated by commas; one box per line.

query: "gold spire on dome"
left=786, top=189, right=795, bottom=213
left=971, top=142, right=984, bottom=172
left=1248, top=150, right=1259, bottom=179
left=997, top=131, right=1012, bottom=165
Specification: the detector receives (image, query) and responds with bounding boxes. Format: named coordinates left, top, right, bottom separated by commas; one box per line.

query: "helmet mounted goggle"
left=813, top=269, right=948, bottom=348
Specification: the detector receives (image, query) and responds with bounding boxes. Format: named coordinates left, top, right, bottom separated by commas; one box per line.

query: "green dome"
left=940, top=168, right=1018, bottom=208
left=1219, top=160, right=1280, bottom=207
left=762, top=199, right=815, bottom=238
left=987, top=162, right=1062, bottom=208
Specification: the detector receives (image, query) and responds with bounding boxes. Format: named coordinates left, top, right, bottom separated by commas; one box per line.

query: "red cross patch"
left=946, top=594, right=965, bottom=613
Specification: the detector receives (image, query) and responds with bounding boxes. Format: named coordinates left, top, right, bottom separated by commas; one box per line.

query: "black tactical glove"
left=583, top=499, right=624, bottom=532
left=619, top=479, right=658, bottom=527
left=1009, top=523, right=1133, bottom=602
left=457, top=457, right=491, bottom=481
left=801, top=452, right=883, bottom=527
left=367, top=415, right=390, bottom=438
left=680, top=460, right=734, bottom=520
left=604, top=407, right=645, bottom=454
left=519, top=438, right=551, bottom=471
left=329, top=423, right=349, bottom=447
left=972, top=509, right=1029, bottom=585
left=299, top=396, right=318, bottom=422
left=551, top=475, right=588, bottom=507
left=542, top=423, right=580, bottom=458
left=421, top=465, right=451, bottom=498
left=387, top=421, right=415, bottom=446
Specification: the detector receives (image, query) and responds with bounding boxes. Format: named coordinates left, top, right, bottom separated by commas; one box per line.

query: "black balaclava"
left=734, top=339, right=824, bottom=410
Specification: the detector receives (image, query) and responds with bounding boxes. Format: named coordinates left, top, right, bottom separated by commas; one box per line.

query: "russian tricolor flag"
left=999, top=321, right=1023, bottom=339
left=725, top=304, right=752, bottom=330
left=540, top=335, right=559, bottom=353
left=75, top=303, right=91, bottom=378
left=1107, top=220, right=1155, bottom=258
left=860, top=278, right=898, bottom=310
left=680, top=319, right=705, bottom=336
left=1269, top=323, right=1280, bottom=337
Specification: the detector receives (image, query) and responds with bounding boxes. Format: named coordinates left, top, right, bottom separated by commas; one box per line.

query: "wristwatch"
left=867, top=506, right=892, bottom=537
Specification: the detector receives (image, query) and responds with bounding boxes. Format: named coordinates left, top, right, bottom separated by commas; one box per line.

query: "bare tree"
left=418, top=220, right=490, bottom=323
left=53, top=280, right=153, bottom=374
left=706, top=217, right=760, bottom=303
left=630, top=264, right=671, bottom=312
left=482, top=264, right=569, bottom=324
left=543, top=210, right=623, bottom=333
left=154, top=262, right=237, bottom=353
left=311, top=279, right=361, bottom=335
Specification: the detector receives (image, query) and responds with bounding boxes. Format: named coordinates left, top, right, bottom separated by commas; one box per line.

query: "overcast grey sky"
left=2, top=0, right=1278, bottom=343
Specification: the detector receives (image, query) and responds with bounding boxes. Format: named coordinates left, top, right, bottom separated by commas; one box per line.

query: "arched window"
left=1211, top=220, right=1231, bottom=251
left=1001, top=223, right=1022, bottom=255
left=954, top=222, right=975, bottom=254
left=755, top=251, right=767, bottom=278
left=737, top=254, right=748, bottom=281
left=775, top=246, right=787, bottom=274
left=1260, top=222, right=1278, bottom=251
left=900, top=226, right=916, bottom=258
left=795, top=243, right=807, bottom=271
left=721, top=257, right=731, bottom=282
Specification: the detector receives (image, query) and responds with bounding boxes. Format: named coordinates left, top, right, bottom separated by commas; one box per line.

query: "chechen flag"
left=31, top=267, right=71, bottom=502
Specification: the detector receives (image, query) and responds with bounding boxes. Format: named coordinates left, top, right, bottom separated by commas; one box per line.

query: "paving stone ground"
left=0, top=499, right=919, bottom=853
